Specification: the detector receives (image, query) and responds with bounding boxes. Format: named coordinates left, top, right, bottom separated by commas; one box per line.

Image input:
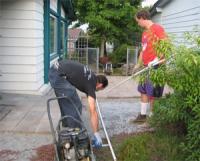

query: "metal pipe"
left=93, top=58, right=169, bottom=161
left=96, top=99, right=117, bottom=161
left=104, top=58, right=166, bottom=94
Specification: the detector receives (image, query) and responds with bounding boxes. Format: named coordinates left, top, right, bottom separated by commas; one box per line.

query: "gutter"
left=150, top=0, right=173, bottom=16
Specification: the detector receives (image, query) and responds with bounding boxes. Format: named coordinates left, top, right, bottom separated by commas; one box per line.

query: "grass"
left=94, top=130, right=184, bottom=161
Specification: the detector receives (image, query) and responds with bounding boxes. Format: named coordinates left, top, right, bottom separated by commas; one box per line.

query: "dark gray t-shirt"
left=57, top=60, right=97, bottom=99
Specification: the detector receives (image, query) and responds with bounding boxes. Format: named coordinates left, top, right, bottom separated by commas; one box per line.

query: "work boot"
left=132, top=114, right=147, bottom=123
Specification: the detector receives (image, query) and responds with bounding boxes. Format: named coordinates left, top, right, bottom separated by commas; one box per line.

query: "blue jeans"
left=48, top=66, right=83, bottom=128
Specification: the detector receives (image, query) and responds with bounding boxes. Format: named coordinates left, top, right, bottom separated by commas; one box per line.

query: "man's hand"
left=92, top=132, right=102, bottom=148
left=148, top=57, right=159, bottom=67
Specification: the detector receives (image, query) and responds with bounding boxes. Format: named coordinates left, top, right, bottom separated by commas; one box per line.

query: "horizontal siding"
left=0, top=64, right=43, bottom=74
left=163, top=20, right=200, bottom=30
left=1, top=10, right=43, bottom=21
left=0, top=72, right=43, bottom=82
left=0, top=54, right=43, bottom=65
left=0, top=29, right=43, bottom=38
left=0, top=0, right=45, bottom=94
left=152, top=0, right=200, bottom=45
left=0, top=80, right=44, bottom=91
left=2, top=0, right=43, bottom=12
left=163, top=7, right=200, bottom=33
left=0, top=19, right=43, bottom=29
left=0, top=46, right=43, bottom=56
left=0, top=37, right=43, bottom=47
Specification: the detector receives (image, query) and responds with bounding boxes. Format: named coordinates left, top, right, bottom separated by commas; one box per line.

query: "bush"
left=149, top=31, right=200, bottom=161
left=109, top=44, right=128, bottom=64
left=118, top=130, right=184, bottom=161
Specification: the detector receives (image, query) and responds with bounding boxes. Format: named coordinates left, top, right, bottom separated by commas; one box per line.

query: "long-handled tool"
left=93, top=58, right=167, bottom=161
left=96, top=99, right=117, bottom=161
left=104, top=58, right=166, bottom=94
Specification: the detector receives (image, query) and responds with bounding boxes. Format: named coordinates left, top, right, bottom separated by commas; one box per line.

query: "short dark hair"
left=136, top=10, right=150, bottom=20
left=96, top=75, right=108, bottom=88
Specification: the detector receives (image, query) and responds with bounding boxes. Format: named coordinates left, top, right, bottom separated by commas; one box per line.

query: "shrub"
left=149, top=31, right=200, bottom=161
left=109, top=44, right=128, bottom=64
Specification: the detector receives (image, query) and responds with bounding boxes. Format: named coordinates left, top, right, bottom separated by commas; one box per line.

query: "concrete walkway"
left=0, top=76, right=141, bottom=134
left=0, top=76, right=171, bottom=161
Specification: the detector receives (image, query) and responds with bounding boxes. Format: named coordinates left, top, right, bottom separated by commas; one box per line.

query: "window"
left=60, top=21, right=65, bottom=51
left=50, top=15, right=57, bottom=56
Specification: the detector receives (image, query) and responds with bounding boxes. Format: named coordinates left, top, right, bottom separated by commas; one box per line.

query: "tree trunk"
left=100, top=37, right=105, bottom=57
left=104, top=41, right=107, bottom=57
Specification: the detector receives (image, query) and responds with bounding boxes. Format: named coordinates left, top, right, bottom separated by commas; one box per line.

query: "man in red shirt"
left=133, top=10, right=166, bottom=122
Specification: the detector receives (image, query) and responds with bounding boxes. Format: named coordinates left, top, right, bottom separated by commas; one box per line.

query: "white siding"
left=152, top=0, right=200, bottom=45
left=61, top=6, right=65, bottom=18
left=50, top=0, right=57, bottom=12
left=0, top=0, right=45, bottom=94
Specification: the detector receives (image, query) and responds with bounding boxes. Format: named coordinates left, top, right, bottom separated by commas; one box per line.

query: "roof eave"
left=61, top=0, right=76, bottom=21
left=150, top=0, right=173, bottom=16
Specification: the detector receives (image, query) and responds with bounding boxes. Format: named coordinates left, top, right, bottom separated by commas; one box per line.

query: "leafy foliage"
left=138, top=36, right=174, bottom=85
left=109, top=44, right=128, bottom=64
left=73, top=0, right=142, bottom=56
left=149, top=30, right=200, bottom=161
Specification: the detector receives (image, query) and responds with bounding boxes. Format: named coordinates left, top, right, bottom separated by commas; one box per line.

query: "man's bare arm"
left=88, top=96, right=98, bottom=133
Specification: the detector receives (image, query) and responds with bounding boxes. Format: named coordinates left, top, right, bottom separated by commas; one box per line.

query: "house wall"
left=0, top=0, right=45, bottom=94
left=151, top=0, right=200, bottom=45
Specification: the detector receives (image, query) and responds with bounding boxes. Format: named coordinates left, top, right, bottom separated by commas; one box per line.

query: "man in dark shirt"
left=48, top=60, right=108, bottom=148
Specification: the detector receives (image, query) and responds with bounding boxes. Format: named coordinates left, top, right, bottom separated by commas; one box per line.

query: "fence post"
left=97, top=48, right=99, bottom=74
left=126, top=48, right=129, bottom=76
left=135, top=46, right=139, bottom=64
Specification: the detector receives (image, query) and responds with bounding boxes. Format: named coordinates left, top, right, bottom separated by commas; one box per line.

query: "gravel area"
left=0, top=98, right=153, bottom=161
left=82, top=98, right=153, bottom=137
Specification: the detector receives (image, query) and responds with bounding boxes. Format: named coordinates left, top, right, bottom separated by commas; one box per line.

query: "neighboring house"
left=67, top=28, right=86, bottom=51
left=150, top=0, right=200, bottom=45
left=0, top=0, right=76, bottom=94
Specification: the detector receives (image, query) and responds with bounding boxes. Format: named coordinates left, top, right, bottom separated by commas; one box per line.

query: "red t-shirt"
left=141, top=24, right=166, bottom=66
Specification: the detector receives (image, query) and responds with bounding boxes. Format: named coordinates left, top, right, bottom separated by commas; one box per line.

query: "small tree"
left=73, top=0, right=141, bottom=57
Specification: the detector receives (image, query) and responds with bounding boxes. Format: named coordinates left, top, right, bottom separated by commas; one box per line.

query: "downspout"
left=44, top=0, right=50, bottom=83
left=64, top=20, right=68, bottom=59
left=57, top=0, right=61, bottom=59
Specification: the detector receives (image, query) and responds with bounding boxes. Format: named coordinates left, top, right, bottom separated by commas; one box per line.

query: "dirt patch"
left=0, top=149, right=20, bottom=161
left=30, top=144, right=55, bottom=161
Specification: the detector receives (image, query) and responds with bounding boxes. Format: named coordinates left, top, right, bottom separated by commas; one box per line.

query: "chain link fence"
left=126, top=47, right=139, bottom=75
left=67, top=33, right=99, bottom=73
left=67, top=31, right=140, bottom=75
left=67, top=47, right=99, bottom=74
